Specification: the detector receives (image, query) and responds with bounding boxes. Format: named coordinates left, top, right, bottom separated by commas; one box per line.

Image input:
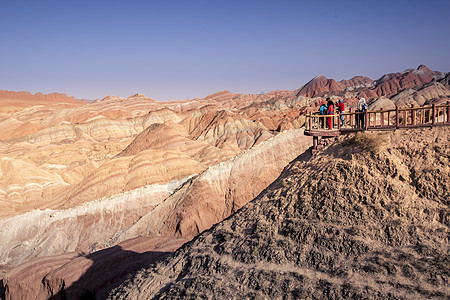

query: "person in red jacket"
left=337, top=99, right=345, bottom=127
left=326, top=99, right=334, bottom=129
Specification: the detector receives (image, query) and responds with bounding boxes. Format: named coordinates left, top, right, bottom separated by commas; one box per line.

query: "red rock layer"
left=296, top=75, right=343, bottom=97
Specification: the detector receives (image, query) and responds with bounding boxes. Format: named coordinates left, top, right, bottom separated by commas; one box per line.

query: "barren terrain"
left=1, top=65, right=449, bottom=299
left=109, top=127, right=449, bottom=299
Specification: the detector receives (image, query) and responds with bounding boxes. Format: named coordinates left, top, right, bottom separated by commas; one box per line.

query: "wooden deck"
left=305, top=102, right=450, bottom=151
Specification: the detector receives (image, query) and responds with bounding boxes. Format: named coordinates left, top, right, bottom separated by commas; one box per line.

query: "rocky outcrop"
left=108, top=127, right=449, bottom=299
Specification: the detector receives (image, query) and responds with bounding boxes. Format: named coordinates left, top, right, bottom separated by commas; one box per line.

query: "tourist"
left=319, top=100, right=327, bottom=129
left=327, top=98, right=334, bottom=129
left=338, top=99, right=345, bottom=127
left=357, top=97, right=368, bottom=128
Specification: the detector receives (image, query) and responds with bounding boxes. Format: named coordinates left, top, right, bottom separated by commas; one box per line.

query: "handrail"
left=305, top=102, right=450, bottom=133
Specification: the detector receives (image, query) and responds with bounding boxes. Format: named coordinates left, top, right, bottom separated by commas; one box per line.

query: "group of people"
left=318, top=97, right=368, bottom=129
left=318, top=98, right=345, bottom=129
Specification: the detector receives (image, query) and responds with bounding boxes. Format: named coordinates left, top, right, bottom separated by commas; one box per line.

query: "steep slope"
left=109, top=127, right=449, bottom=299
left=1, top=129, right=312, bottom=299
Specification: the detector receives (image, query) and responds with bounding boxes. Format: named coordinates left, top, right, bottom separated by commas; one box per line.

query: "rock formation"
left=296, top=75, right=373, bottom=98
left=296, top=75, right=343, bottom=98
left=338, top=76, right=373, bottom=90
left=0, top=65, right=448, bottom=299
left=1, top=128, right=312, bottom=299
left=108, top=127, right=449, bottom=299
left=294, top=65, right=449, bottom=112
left=368, top=65, right=443, bottom=98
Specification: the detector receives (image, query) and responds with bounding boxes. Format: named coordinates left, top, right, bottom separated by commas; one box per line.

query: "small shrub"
left=343, top=132, right=388, bottom=152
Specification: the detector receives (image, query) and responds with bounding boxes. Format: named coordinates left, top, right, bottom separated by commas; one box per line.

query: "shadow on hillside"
left=0, top=279, right=5, bottom=300
left=48, top=245, right=172, bottom=300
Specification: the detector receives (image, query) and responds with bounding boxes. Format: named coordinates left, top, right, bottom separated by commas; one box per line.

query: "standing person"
left=338, top=99, right=345, bottom=127
left=319, top=100, right=328, bottom=129
left=326, top=99, right=334, bottom=129
left=357, top=97, right=368, bottom=128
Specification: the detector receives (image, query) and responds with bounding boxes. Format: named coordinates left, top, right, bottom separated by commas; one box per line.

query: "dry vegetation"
left=342, top=131, right=389, bottom=152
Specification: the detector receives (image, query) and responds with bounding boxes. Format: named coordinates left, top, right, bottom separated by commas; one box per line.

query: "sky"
left=1, top=0, right=449, bottom=101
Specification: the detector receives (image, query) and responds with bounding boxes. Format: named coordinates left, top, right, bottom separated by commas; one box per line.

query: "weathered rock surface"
left=108, top=127, right=449, bottom=299
left=0, top=129, right=311, bottom=298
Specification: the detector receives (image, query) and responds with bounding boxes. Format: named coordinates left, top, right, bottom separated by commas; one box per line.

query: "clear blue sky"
left=1, top=0, right=449, bottom=101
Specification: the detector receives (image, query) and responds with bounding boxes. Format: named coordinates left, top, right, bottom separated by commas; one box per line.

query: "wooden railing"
left=305, top=102, right=450, bottom=134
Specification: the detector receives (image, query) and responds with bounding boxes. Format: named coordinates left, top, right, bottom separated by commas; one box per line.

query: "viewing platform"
left=305, top=102, right=450, bottom=151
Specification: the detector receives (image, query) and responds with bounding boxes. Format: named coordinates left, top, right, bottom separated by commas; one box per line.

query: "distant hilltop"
left=0, top=90, right=85, bottom=112
left=295, top=64, right=447, bottom=100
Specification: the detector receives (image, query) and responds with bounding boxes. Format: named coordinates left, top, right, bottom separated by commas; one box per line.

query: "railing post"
left=395, top=106, right=399, bottom=129
left=349, top=108, right=353, bottom=128
left=411, top=104, right=415, bottom=125
left=380, top=107, right=384, bottom=127
left=432, top=103, right=436, bottom=126
left=308, top=114, right=312, bottom=130
left=364, top=110, right=369, bottom=130
left=447, top=101, right=450, bottom=123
